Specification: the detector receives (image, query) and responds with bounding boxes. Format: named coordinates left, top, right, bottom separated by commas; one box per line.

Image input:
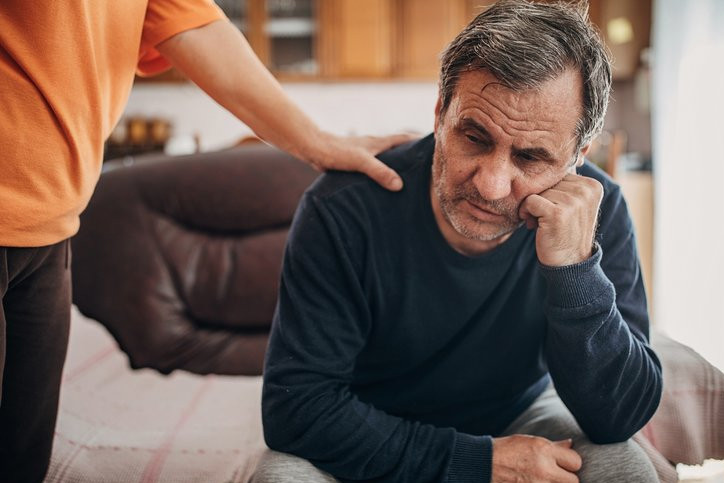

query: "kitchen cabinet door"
left=318, top=0, right=394, bottom=78
left=394, top=0, right=470, bottom=79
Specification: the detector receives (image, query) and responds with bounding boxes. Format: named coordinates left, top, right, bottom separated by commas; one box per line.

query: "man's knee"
left=251, top=450, right=339, bottom=483
left=576, top=438, right=658, bottom=483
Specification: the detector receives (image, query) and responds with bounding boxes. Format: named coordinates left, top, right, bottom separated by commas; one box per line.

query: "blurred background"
left=109, top=0, right=724, bottom=372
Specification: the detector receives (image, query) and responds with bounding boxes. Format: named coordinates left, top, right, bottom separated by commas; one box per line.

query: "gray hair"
left=439, top=0, right=612, bottom=154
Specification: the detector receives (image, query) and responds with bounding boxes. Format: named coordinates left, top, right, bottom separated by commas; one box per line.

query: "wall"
left=124, top=82, right=439, bottom=153
left=652, top=0, right=724, bottom=371
left=604, top=79, right=652, bottom=158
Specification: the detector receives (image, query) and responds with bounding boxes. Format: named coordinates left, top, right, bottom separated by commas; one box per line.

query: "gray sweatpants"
left=252, top=385, right=659, bottom=482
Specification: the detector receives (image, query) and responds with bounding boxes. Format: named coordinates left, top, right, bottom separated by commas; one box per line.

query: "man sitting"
left=255, top=1, right=663, bottom=481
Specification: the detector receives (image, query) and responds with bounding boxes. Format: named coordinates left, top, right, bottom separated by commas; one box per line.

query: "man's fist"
left=492, top=435, right=582, bottom=483
left=518, top=174, right=603, bottom=267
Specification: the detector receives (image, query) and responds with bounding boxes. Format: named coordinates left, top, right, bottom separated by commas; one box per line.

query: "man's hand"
left=307, top=132, right=419, bottom=191
left=518, top=174, right=603, bottom=267
left=492, top=435, right=582, bottom=483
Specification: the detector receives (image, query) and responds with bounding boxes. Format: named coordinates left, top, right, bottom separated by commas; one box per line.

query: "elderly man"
left=256, top=1, right=662, bottom=482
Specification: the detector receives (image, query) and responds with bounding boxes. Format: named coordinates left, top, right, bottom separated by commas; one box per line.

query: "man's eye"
left=465, top=134, right=484, bottom=145
left=517, top=152, right=537, bottom=162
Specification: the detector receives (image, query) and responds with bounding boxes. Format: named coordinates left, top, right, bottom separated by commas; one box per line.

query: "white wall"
left=652, top=0, right=724, bottom=371
left=124, top=81, right=439, bottom=152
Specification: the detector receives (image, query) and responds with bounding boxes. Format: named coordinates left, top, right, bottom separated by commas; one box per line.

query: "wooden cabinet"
left=138, top=0, right=651, bottom=82
left=139, top=0, right=472, bottom=82
left=249, top=0, right=320, bottom=76
left=393, top=0, right=469, bottom=79
left=319, top=0, right=394, bottom=78
left=319, top=0, right=471, bottom=79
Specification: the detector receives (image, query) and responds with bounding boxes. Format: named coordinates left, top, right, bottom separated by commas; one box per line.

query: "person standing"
left=0, top=1, right=411, bottom=481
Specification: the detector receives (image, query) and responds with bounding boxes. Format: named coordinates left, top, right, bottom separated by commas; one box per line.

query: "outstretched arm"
left=156, top=19, right=414, bottom=190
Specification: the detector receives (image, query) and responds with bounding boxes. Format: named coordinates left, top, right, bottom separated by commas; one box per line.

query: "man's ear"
left=576, top=144, right=591, bottom=168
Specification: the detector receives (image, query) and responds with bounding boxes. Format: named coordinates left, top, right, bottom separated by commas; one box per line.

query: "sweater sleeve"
left=539, top=182, right=663, bottom=444
left=261, top=193, right=492, bottom=483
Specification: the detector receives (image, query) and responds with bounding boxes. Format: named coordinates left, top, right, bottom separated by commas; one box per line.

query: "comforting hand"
left=492, top=435, right=582, bottom=483
left=518, top=173, right=603, bottom=267
left=157, top=21, right=417, bottom=192
left=307, top=132, right=419, bottom=191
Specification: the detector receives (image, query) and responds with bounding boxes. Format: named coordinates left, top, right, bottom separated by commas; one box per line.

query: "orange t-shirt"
left=0, top=0, right=225, bottom=247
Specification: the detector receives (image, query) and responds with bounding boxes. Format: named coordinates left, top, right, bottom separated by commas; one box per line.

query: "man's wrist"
left=446, top=434, right=493, bottom=483
left=538, top=243, right=612, bottom=309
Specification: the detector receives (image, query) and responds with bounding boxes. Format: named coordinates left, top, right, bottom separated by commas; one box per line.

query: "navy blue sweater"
left=261, top=135, right=662, bottom=482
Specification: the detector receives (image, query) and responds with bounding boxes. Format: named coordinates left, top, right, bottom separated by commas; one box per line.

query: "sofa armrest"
left=642, top=332, right=724, bottom=465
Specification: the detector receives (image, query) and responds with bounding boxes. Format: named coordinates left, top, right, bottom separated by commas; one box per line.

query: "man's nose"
left=472, top=155, right=513, bottom=201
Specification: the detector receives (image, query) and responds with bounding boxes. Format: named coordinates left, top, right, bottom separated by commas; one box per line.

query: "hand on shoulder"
left=306, top=131, right=420, bottom=191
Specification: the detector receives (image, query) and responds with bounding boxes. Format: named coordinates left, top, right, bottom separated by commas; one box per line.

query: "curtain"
left=652, top=0, right=724, bottom=370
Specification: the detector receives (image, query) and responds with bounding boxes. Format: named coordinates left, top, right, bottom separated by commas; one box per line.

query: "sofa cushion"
left=72, top=145, right=319, bottom=375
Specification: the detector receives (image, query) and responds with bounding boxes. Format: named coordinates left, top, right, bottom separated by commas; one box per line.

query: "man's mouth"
left=463, top=199, right=506, bottom=221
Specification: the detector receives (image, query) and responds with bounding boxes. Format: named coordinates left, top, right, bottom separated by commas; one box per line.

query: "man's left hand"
left=518, top=173, right=603, bottom=267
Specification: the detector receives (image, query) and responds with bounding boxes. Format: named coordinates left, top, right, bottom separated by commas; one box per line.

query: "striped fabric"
left=638, top=332, right=724, bottom=482
left=46, top=307, right=266, bottom=483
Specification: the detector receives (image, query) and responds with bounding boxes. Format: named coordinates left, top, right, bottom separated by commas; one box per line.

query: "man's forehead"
left=449, top=69, right=583, bottom=153
left=455, top=69, right=582, bottom=115
left=480, top=82, right=558, bottom=112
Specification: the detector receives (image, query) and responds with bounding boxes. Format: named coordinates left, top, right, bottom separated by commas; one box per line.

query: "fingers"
left=550, top=467, right=580, bottom=483
left=492, top=435, right=582, bottom=483
left=551, top=174, right=604, bottom=204
left=552, top=439, right=583, bottom=473
left=350, top=133, right=414, bottom=190
left=553, top=439, right=573, bottom=448
left=356, top=133, right=417, bottom=190
left=317, top=132, right=406, bottom=191
left=358, top=156, right=404, bottom=191
left=518, top=173, right=602, bottom=229
left=518, top=193, right=554, bottom=222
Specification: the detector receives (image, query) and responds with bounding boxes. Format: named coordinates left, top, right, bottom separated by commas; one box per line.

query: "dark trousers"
left=0, top=240, right=71, bottom=483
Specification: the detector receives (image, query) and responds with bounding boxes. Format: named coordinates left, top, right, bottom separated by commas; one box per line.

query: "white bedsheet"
left=46, top=306, right=267, bottom=483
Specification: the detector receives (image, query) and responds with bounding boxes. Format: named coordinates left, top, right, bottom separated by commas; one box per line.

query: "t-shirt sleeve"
left=137, top=0, right=226, bottom=76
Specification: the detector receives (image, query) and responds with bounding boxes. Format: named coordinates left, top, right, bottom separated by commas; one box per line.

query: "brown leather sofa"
left=71, top=145, right=319, bottom=376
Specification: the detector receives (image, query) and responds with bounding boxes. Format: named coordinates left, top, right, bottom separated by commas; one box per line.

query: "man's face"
left=431, top=68, right=586, bottom=254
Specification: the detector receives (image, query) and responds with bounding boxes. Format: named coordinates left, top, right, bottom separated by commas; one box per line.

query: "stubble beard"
left=432, top=148, right=523, bottom=242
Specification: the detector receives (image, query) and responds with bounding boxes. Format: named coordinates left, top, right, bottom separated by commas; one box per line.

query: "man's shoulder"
left=289, top=135, right=434, bottom=260
left=305, top=134, right=434, bottom=205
